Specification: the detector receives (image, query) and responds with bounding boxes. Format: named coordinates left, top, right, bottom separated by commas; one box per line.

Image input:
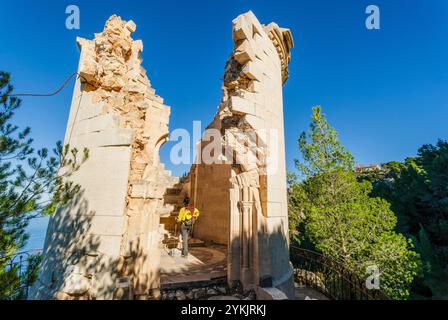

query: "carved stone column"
left=228, top=178, right=241, bottom=285
left=240, top=191, right=253, bottom=288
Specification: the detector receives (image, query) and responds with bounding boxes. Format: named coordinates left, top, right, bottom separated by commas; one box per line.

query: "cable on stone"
left=6, top=72, right=90, bottom=97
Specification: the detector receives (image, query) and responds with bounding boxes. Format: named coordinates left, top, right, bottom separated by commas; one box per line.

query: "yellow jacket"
left=177, top=207, right=200, bottom=223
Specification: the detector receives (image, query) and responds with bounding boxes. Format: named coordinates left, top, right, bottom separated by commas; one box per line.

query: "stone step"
left=160, top=275, right=227, bottom=291
left=163, top=194, right=184, bottom=205
left=162, top=238, right=206, bottom=250
left=162, top=235, right=205, bottom=245
left=130, top=180, right=168, bottom=199
left=166, top=182, right=183, bottom=191
left=157, top=204, right=175, bottom=217
left=159, top=216, right=177, bottom=232
left=165, top=188, right=183, bottom=196
left=189, top=238, right=205, bottom=247
left=159, top=213, right=186, bottom=231
left=170, top=210, right=181, bottom=217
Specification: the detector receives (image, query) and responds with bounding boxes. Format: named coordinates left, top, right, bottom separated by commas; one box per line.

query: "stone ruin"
left=30, top=11, right=294, bottom=300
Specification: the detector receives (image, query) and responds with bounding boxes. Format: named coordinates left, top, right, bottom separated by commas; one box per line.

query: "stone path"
left=294, top=283, right=330, bottom=300
left=160, top=244, right=328, bottom=300
left=160, top=244, right=227, bottom=289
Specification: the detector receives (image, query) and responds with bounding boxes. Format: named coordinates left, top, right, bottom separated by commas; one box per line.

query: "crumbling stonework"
left=31, top=15, right=177, bottom=300
left=184, top=11, right=295, bottom=298
left=31, top=11, right=294, bottom=300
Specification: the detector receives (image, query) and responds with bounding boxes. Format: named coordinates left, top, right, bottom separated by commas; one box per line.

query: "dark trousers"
left=181, top=223, right=191, bottom=256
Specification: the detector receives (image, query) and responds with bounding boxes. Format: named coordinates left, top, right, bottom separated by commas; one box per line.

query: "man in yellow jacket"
left=177, top=197, right=200, bottom=257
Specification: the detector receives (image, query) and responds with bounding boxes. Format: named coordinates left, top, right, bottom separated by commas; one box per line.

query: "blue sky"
left=1, top=1, right=447, bottom=249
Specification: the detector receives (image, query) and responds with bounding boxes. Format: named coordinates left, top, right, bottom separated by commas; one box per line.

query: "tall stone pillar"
left=30, top=15, right=177, bottom=300
left=190, top=11, right=294, bottom=298
left=228, top=180, right=241, bottom=282
left=221, top=11, right=295, bottom=298
left=240, top=191, right=254, bottom=287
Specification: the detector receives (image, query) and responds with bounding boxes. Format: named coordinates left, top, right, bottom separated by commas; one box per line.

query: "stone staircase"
left=160, top=182, right=184, bottom=237
left=129, top=161, right=188, bottom=251
left=159, top=180, right=205, bottom=250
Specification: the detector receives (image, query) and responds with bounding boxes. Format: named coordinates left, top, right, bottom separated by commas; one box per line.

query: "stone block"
left=256, top=286, right=288, bottom=300
left=70, top=145, right=132, bottom=217
left=229, top=96, right=256, bottom=115
left=267, top=187, right=287, bottom=204
left=248, top=80, right=263, bottom=93
left=127, top=80, right=147, bottom=94
left=232, top=15, right=252, bottom=41
left=131, top=181, right=166, bottom=199
left=126, top=20, right=137, bottom=32
left=94, top=128, right=134, bottom=147
left=240, top=91, right=265, bottom=106
left=146, top=87, right=156, bottom=96
left=78, top=114, right=119, bottom=134
left=244, top=114, right=266, bottom=129
left=60, top=271, right=92, bottom=295
left=78, top=102, right=105, bottom=122
left=234, top=39, right=255, bottom=65
left=266, top=201, right=284, bottom=218
left=242, top=61, right=263, bottom=81
left=89, top=216, right=125, bottom=236
left=157, top=205, right=175, bottom=217
left=84, top=234, right=122, bottom=258
left=153, top=95, right=164, bottom=104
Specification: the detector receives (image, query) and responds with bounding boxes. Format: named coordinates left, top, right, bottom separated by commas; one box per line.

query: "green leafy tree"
left=289, top=106, right=420, bottom=299
left=0, top=72, right=88, bottom=299
left=295, top=106, right=354, bottom=177
left=360, top=141, right=448, bottom=299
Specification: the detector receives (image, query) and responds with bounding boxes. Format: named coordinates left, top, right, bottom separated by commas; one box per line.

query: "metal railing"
left=290, top=246, right=389, bottom=300
left=0, top=250, right=42, bottom=300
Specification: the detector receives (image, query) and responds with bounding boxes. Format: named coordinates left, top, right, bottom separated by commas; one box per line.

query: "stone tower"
left=30, top=16, right=177, bottom=300
left=31, top=11, right=294, bottom=300
left=183, top=11, right=295, bottom=298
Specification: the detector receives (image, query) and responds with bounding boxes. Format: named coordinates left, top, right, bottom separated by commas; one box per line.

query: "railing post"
left=289, top=246, right=389, bottom=301
left=0, top=250, right=42, bottom=300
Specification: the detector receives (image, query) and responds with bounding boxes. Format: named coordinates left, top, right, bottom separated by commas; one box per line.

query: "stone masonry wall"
left=185, top=11, right=295, bottom=298
left=31, top=11, right=295, bottom=300
left=31, top=16, right=177, bottom=300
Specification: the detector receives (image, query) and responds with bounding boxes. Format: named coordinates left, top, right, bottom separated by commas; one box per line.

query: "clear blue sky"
left=1, top=1, right=447, bottom=248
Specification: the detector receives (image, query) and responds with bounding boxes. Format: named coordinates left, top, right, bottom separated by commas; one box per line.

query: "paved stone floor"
left=294, top=283, right=330, bottom=300
left=160, top=243, right=227, bottom=286
left=160, top=242, right=328, bottom=300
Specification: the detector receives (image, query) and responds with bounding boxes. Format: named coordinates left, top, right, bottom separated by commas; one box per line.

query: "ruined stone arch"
left=32, top=11, right=295, bottom=300
left=153, top=133, right=169, bottom=165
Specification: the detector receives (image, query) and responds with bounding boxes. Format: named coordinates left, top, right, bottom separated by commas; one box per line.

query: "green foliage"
left=359, top=232, right=420, bottom=300
left=413, top=225, right=434, bottom=269
left=0, top=71, right=88, bottom=299
left=0, top=252, right=41, bottom=300
left=361, top=141, right=448, bottom=299
left=289, top=106, right=420, bottom=299
left=300, top=170, right=396, bottom=262
left=295, top=106, right=354, bottom=177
